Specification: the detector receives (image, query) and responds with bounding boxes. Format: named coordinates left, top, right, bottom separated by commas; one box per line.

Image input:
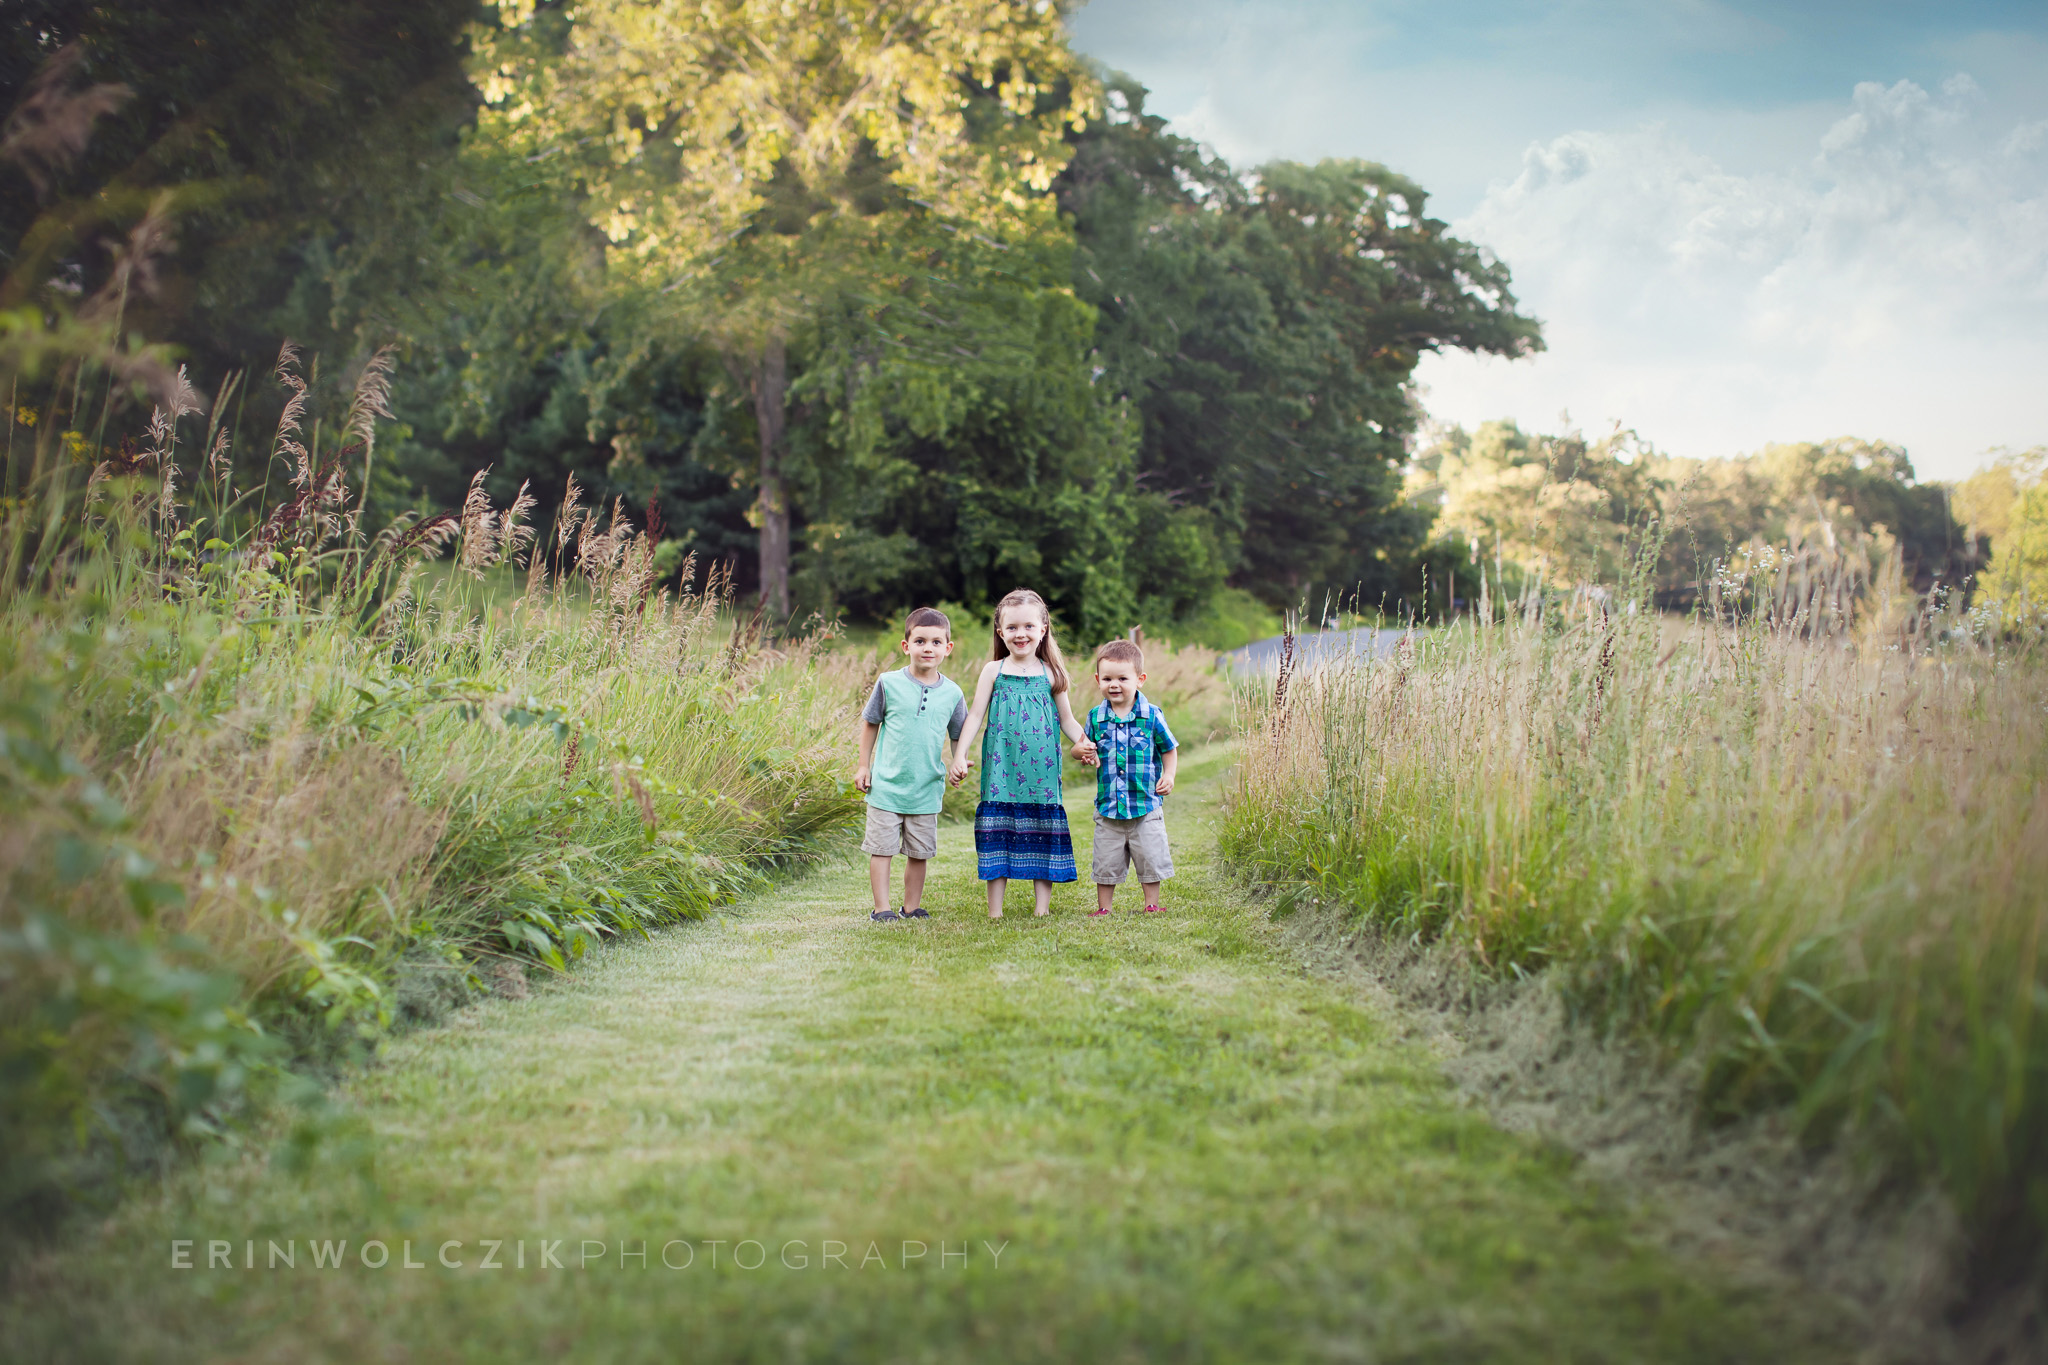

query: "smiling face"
left=997, top=605, right=1045, bottom=662
left=901, top=623, right=954, bottom=674
left=1095, top=657, right=1144, bottom=709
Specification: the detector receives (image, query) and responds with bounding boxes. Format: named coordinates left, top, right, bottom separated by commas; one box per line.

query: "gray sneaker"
left=870, top=909, right=901, bottom=923
left=903, top=907, right=929, bottom=919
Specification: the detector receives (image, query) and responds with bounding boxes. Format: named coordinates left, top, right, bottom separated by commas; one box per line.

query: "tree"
left=1058, top=77, right=1543, bottom=609
left=789, top=225, right=1139, bottom=644
left=473, top=0, right=1095, bottom=620
left=1413, top=422, right=1979, bottom=614
left=1407, top=419, right=1665, bottom=595
left=1956, top=448, right=2048, bottom=627
left=1744, top=439, right=1970, bottom=594
left=2, top=1, right=478, bottom=401
left=1952, top=449, right=2041, bottom=551
left=1985, top=482, right=2048, bottom=628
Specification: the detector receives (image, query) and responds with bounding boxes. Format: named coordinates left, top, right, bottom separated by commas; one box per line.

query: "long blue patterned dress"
left=973, top=667, right=1077, bottom=882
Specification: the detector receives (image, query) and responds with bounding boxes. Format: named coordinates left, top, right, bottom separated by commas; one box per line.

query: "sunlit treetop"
left=474, top=0, right=1097, bottom=300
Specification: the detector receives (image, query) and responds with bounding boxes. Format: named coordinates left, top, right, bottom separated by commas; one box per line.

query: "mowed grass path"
left=7, top=745, right=1847, bottom=1363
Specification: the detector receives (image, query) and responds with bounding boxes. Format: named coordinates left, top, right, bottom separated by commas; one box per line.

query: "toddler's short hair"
left=1094, top=639, right=1144, bottom=672
left=903, top=606, right=952, bottom=639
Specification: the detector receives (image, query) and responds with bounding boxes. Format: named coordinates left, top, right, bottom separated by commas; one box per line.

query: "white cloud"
left=1418, top=77, right=2048, bottom=479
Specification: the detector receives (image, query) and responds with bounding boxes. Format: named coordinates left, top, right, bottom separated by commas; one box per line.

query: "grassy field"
left=0, top=443, right=865, bottom=1241
left=1, top=746, right=1853, bottom=1363
left=1224, top=589, right=2048, bottom=1316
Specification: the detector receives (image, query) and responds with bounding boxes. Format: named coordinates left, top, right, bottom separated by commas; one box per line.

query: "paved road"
left=1225, top=626, right=1411, bottom=673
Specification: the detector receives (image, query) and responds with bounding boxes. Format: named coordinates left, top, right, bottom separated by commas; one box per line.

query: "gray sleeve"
left=947, top=695, right=968, bottom=741
left=862, top=682, right=887, bottom=725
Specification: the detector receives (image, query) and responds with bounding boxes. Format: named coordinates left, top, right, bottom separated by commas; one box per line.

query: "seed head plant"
left=0, top=346, right=865, bottom=1242
left=1226, top=527, right=2048, bottom=1291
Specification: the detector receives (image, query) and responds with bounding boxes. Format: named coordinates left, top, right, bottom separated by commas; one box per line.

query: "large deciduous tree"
left=2, top=1, right=478, bottom=384
left=1059, top=77, right=1544, bottom=608
left=475, top=0, right=1095, bottom=620
left=790, top=223, right=1140, bottom=643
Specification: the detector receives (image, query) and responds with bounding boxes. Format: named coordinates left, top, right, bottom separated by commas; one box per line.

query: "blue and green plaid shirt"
left=1086, top=691, right=1178, bottom=820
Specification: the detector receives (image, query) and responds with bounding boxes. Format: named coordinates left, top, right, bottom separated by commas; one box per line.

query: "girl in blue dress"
left=950, top=589, right=1098, bottom=918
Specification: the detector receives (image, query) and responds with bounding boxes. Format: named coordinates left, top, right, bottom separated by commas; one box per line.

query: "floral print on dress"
left=974, top=669, right=1076, bottom=882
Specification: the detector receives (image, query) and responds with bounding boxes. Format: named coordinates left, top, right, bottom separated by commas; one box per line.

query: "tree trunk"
left=751, top=335, right=790, bottom=624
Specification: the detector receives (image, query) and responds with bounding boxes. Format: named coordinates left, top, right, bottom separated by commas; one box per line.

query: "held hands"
left=1070, top=738, right=1100, bottom=767
left=948, top=757, right=972, bottom=786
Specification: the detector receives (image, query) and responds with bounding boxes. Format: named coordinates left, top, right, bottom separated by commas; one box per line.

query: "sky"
left=1066, top=0, right=2048, bottom=480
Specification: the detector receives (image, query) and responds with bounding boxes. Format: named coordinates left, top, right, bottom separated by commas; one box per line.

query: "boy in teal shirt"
left=854, top=607, right=968, bottom=923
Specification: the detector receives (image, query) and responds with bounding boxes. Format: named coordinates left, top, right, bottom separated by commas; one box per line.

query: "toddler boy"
left=853, top=607, right=968, bottom=923
left=1078, top=639, right=1178, bottom=914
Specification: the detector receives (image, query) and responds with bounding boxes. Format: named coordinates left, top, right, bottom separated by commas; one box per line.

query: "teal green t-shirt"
left=863, top=668, right=967, bottom=815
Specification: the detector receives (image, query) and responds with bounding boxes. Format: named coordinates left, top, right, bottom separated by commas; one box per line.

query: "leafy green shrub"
left=1, top=656, right=279, bottom=1239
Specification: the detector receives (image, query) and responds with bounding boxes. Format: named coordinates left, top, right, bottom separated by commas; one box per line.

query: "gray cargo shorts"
left=1091, top=809, right=1173, bottom=885
left=861, top=805, right=939, bottom=860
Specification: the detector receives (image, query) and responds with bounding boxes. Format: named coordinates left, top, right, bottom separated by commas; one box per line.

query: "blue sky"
left=1068, top=0, right=2048, bottom=477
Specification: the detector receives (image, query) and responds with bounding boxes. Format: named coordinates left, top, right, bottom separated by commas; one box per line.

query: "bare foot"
left=1033, top=907, right=1051, bottom=917
left=989, top=910, right=1003, bottom=920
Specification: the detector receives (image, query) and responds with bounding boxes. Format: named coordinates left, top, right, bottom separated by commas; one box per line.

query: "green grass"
left=0, top=459, right=866, bottom=1239
left=1224, top=596, right=2048, bottom=1299
left=1159, top=586, right=1288, bottom=653
left=4, top=746, right=1851, bottom=1363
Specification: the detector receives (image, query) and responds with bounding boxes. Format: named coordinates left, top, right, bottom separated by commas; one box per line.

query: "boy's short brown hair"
left=1094, top=639, right=1144, bottom=672
left=903, top=606, right=951, bottom=639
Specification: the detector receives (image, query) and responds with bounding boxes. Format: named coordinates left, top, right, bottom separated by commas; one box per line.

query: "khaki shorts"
left=1092, top=809, right=1173, bottom=885
left=862, top=806, right=939, bottom=860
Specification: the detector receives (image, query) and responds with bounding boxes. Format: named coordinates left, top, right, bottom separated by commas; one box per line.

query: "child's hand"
left=1154, top=772, right=1174, bottom=796
left=1071, top=738, right=1099, bottom=767
left=854, top=764, right=872, bottom=793
left=949, top=758, right=971, bottom=785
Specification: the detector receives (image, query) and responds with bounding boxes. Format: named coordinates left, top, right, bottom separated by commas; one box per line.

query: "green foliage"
left=2, top=755, right=1852, bottom=1362
left=1407, top=420, right=1663, bottom=593
left=788, top=224, right=1140, bottom=645
left=1060, top=77, right=1542, bottom=611
left=1954, top=448, right=2048, bottom=628
left=0, top=378, right=867, bottom=1239
left=1411, top=421, right=1975, bottom=612
left=1127, top=494, right=1229, bottom=625
left=1166, top=586, right=1286, bottom=653
left=2, top=0, right=478, bottom=386
left=0, top=647, right=280, bottom=1238
left=7, top=18, right=1547, bottom=638
left=1225, top=566, right=2048, bottom=1290
left=467, top=0, right=1101, bottom=615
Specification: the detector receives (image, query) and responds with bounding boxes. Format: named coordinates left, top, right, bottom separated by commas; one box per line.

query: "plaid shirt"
left=1086, top=691, right=1178, bottom=820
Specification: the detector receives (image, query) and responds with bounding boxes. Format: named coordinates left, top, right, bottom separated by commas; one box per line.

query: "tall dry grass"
left=0, top=356, right=866, bottom=1237
left=1226, top=579, right=2048, bottom=1287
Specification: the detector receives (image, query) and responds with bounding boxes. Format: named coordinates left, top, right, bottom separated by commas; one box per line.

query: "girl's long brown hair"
left=990, top=588, right=1070, bottom=694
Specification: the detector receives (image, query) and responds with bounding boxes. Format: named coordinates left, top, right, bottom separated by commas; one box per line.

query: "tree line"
left=8, top=2, right=2027, bottom=641
left=3, top=1, right=1539, bottom=645
left=1410, top=421, right=2044, bottom=628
